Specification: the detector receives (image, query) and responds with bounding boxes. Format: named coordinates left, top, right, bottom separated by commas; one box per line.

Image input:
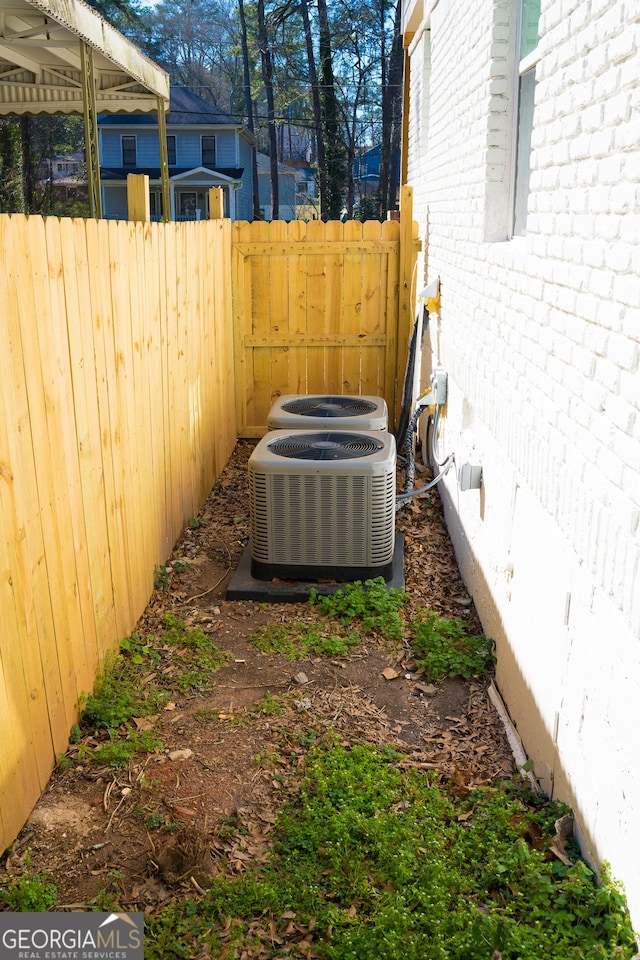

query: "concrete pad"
left=226, top=534, right=405, bottom=603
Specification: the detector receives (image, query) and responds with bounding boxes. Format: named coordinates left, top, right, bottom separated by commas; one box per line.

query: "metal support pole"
left=81, top=42, right=102, bottom=219
left=157, top=95, right=171, bottom=221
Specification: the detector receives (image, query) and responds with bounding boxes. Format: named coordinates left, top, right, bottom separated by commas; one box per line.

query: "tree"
left=141, top=0, right=241, bottom=111
left=256, top=0, right=279, bottom=219
left=378, top=0, right=403, bottom=216
left=317, top=0, right=346, bottom=219
left=299, top=0, right=328, bottom=218
left=238, top=0, right=262, bottom=220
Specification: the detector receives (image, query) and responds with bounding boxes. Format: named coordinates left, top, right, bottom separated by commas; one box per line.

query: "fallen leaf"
left=382, top=667, right=399, bottom=681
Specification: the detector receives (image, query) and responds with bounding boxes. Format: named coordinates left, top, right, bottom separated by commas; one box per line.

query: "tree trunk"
left=379, top=0, right=403, bottom=216
left=299, top=0, right=327, bottom=220
left=238, top=0, right=261, bottom=220
left=317, top=0, right=346, bottom=220
left=257, top=0, right=279, bottom=220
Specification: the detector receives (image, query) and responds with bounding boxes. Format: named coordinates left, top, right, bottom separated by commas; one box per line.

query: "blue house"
left=256, top=152, right=299, bottom=221
left=98, top=86, right=255, bottom=221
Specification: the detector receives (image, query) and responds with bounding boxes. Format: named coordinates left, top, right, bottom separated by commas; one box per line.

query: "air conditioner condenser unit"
left=267, top=395, right=388, bottom=431
left=248, top=430, right=396, bottom=582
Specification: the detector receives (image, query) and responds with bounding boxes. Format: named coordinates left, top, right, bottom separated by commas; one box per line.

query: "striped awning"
left=0, top=0, right=169, bottom=115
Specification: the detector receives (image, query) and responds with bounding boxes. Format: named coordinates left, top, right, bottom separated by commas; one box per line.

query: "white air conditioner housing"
left=248, top=430, right=396, bottom=581
left=267, top=395, right=388, bottom=431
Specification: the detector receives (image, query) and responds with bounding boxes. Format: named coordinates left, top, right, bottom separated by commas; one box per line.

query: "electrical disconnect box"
left=417, top=367, right=448, bottom=409
left=431, top=368, right=448, bottom=405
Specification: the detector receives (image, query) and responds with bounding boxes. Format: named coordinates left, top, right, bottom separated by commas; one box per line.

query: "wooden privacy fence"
left=0, top=214, right=236, bottom=852
left=232, top=193, right=418, bottom=436
left=0, top=186, right=418, bottom=854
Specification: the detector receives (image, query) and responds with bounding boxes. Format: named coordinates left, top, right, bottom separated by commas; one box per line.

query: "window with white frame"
left=512, top=0, right=540, bottom=236
left=201, top=136, right=216, bottom=167
left=122, top=135, right=137, bottom=167
left=167, top=135, right=177, bottom=166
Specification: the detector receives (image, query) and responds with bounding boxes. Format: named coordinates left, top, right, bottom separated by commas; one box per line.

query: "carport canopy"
left=0, top=0, right=170, bottom=216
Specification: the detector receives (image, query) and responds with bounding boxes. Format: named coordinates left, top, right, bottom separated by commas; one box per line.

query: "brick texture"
left=404, top=0, right=640, bottom=929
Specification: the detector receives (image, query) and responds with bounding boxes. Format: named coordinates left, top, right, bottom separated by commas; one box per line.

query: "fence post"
left=127, top=174, right=150, bottom=222
left=396, top=184, right=417, bottom=427
left=209, top=187, right=224, bottom=219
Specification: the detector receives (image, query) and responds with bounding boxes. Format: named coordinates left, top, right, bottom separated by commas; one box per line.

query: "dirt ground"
left=0, top=440, right=516, bottom=913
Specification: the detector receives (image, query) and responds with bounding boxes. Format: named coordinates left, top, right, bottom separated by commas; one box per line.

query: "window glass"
left=122, top=136, right=136, bottom=166
left=167, top=135, right=176, bottom=166
left=520, top=0, right=540, bottom=59
left=179, top=192, right=197, bottom=217
left=202, top=136, right=216, bottom=167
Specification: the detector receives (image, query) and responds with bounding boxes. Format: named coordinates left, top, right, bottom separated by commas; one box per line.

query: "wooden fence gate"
left=232, top=190, right=418, bottom=436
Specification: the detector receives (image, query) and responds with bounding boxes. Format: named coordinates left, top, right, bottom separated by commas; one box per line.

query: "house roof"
left=100, top=166, right=244, bottom=183
left=256, top=152, right=299, bottom=177
left=0, top=0, right=169, bottom=116
left=99, top=85, right=241, bottom=127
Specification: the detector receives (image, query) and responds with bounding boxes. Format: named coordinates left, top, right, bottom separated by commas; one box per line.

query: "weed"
left=411, top=609, right=496, bottom=682
left=92, top=869, right=124, bottom=912
left=256, top=692, right=288, bottom=716
left=161, top=613, right=231, bottom=689
left=310, top=577, right=407, bottom=639
left=250, top=621, right=362, bottom=660
left=119, top=633, right=159, bottom=667
left=154, top=564, right=170, bottom=591
left=0, top=868, right=58, bottom=911
left=188, top=516, right=203, bottom=529
left=193, top=707, right=219, bottom=723
left=69, top=722, right=82, bottom=743
left=78, top=647, right=166, bottom=732
left=57, top=753, right=73, bottom=770
left=82, top=729, right=163, bottom=767
left=144, top=744, right=637, bottom=960
left=173, top=560, right=191, bottom=575
left=133, top=806, right=172, bottom=831
left=253, top=748, right=284, bottom=766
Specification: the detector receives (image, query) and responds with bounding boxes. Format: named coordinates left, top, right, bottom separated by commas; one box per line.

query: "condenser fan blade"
left=267, top=431, right=384, bottom=460
left=281, top=396, right=378, bottom=418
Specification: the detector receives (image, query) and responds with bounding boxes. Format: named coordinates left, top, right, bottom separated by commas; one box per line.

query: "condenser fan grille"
left=267, top=432, right=383, bottom=461
left=281, top=396, right=378, bottom=418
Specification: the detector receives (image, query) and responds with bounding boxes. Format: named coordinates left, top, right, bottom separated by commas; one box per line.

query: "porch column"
left=80, top=41, right=102, bottom=219
left=156, top=95, right=171, bottom=221
left=228, top=185, right=237, bottom=221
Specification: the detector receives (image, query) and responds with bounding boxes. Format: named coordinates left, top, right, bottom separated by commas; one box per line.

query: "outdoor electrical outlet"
left=431, top=368, right=448, bottom=405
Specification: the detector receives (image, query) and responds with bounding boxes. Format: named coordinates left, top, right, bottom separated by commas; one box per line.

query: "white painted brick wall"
left=404, top=0, right=640, bottom=930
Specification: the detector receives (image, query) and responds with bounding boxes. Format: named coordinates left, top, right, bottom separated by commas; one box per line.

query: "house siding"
left=100, top=127, right=239, bottom=170
left=236, top=136, right=255, bottom=220
left=404, top=0, right=640, bottom=927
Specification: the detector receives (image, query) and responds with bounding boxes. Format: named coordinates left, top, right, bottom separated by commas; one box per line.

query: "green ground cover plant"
left=411, top=610, right=496, bottom=682
left=145, top=743, right=637, bottom=959
left=253, top=578, right=496, bottom=685
left=250, top=621, right=362, bottom=660
left=309, top=578, right=408, bottom=639
left=74, top=617, right=230, bottom=768
left=0, top=866, right=58, bottom=912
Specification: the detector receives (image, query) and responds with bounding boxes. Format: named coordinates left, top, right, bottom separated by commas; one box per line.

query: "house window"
left=149, top=192, right=163, bottom=218
left=122, top=135, right=137, bottom=167
left=167, top=135, right=176, bottom=166
left=201, top=136, right=216, bottom=167
left=179, top=192, right=197, bottom=218
left=512, top=0, right=540, bottom=236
